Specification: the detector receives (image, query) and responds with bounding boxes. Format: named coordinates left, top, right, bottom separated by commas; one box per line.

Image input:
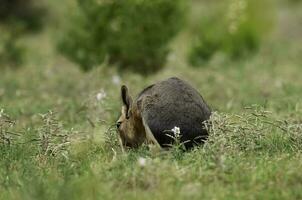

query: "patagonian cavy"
left=116, top=77, right=211, bottom=150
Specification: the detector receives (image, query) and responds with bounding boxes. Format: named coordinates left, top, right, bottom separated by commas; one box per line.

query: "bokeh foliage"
left=0, top=0, right=46, bottom=68
left=0, top=0, right=45, bottom=31
left=0, top=27, right=25, bottom=68
left=58, top=0, right=186, bottom=74
left=189, top=0, right=274, bottom=66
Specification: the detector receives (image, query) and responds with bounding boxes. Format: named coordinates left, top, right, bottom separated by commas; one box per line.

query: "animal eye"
left=116, top=121, right=122, bottom=129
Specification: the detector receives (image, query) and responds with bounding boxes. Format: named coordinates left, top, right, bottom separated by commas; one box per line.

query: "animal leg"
left=142, top=117, right=161, bottom=149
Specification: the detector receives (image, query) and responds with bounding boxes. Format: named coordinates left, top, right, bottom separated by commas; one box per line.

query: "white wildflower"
left=96, top=89, right=107, bottom=101
left=219, top=155, right=227, bottom=171
left=137, top=157, right=147, bottom=167
left=275, top=79, right=283, bottom=88
left=171, top=126, right=180, bottom=135
left=167, top=53, right=176, bottom=62
left=0, top=109, right=3, bottom=118
left=112, top=75, right=121, bottom=85
left=0, top=88, right=5, bottom=96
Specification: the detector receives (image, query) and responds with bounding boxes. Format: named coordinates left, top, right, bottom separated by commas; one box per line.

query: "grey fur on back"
left=136, top=77, right=211, bottom=149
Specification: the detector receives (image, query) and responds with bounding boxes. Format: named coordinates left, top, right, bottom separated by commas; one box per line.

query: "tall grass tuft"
left=37, top=111, right=71, bottom=157
left=205, top=106, right=302, bottom=156
left=0, top=109, right=19, bottom=146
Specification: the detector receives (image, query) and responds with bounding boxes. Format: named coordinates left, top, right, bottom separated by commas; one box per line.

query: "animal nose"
left=116, top=122, right=122, bottom=129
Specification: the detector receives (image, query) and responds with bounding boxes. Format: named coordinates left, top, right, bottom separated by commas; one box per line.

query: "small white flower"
left=137, top=157, right=147, bottom=167
left=96, top=89, right=107, bottom=101
left=0, top=109, right=3, bottom=118
left=171, top=126, right=180, bottom=135
left=167, top=53, right=176, bottom=62
left=112, top=75, right=121, bottom=85
left=0, top=88, right=4, bottom=96
left=275, top=79, right=283, bottom=88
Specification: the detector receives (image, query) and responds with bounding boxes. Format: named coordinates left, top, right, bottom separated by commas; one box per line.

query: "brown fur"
left=117, top=77, right=211, bottom=149
left=117, top=105, right=145, bottom=148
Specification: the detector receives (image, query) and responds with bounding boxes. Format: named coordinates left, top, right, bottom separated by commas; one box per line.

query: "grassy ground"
left=1, top=1, right=302, bottom=200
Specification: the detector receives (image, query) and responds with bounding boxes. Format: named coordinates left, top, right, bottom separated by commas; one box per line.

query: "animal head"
left=116, top=85, right=145, bottom=148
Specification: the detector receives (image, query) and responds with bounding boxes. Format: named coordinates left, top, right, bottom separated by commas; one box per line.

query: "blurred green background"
left=1, top=0, right=301, bottom=114
left=1, top=0, right=302, bottom=199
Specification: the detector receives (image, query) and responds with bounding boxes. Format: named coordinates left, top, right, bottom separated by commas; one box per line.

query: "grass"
left=1, top=1, right=302, bottom=199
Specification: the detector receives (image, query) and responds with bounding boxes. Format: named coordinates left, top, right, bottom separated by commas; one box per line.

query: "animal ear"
left=121, top=85, right=133, bottom=118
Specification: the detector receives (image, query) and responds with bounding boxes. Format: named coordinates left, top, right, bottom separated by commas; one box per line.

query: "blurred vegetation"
left=0, top=28, right=25, bottom=68
left=288, top=0, right=302, bottom=3
left=189, top=0, right=274, bottom=66
left=0, top=0, right=46, bottom=31
left=0, top=0, right=46, bottom=68
left=58, top=0, right=186, bottom=74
